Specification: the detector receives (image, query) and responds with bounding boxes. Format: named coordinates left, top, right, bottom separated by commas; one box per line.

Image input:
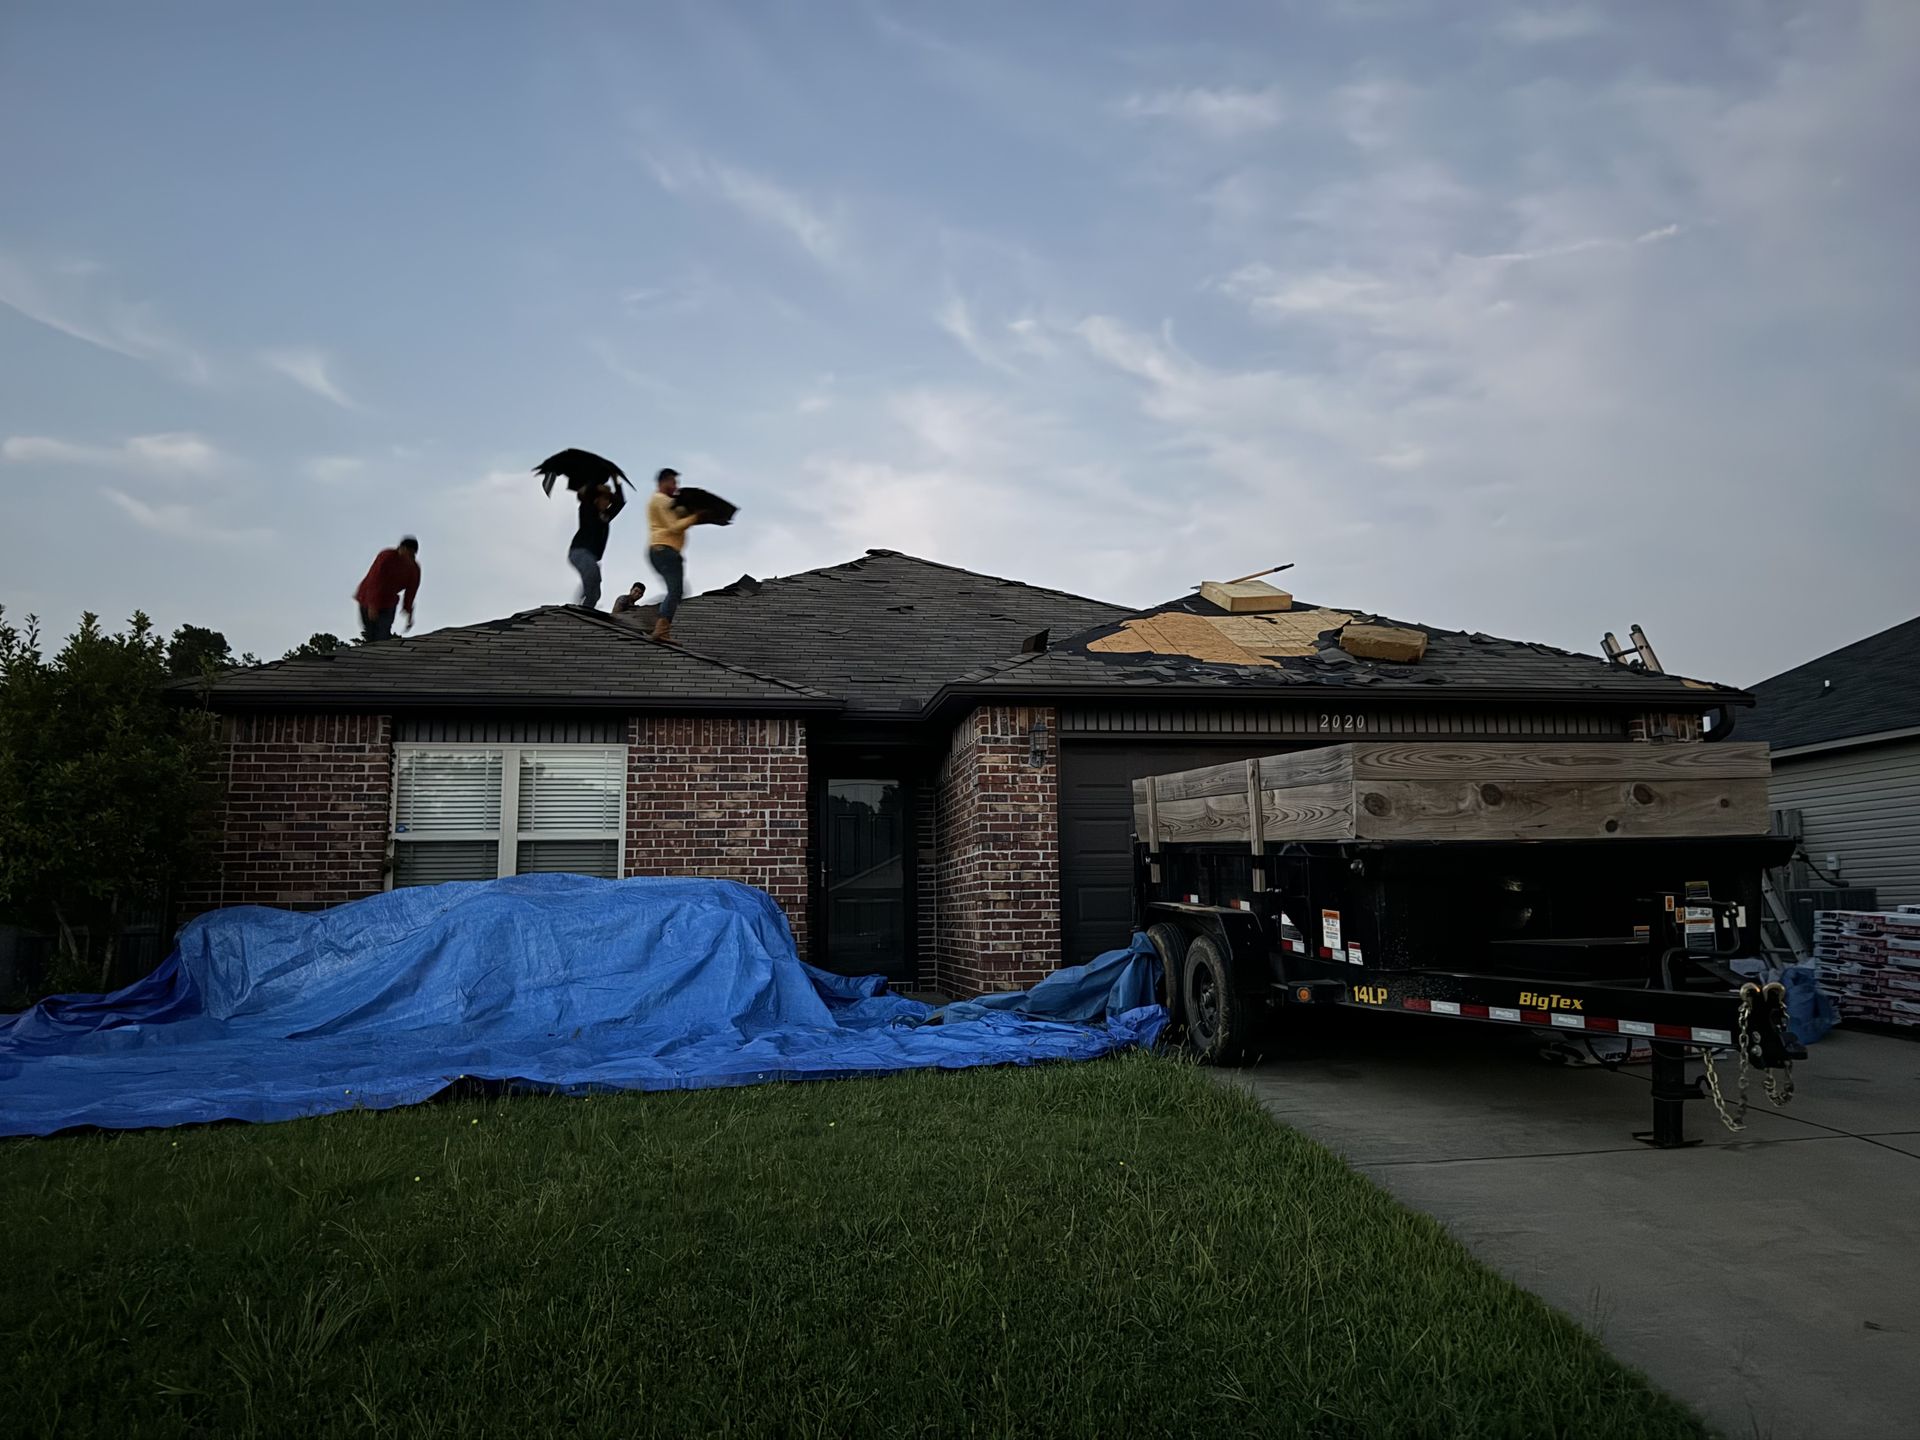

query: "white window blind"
left=395, top=750, right=503, bottom=838
left=517, top=749, right=623, bottom=835
left=391, top=745, right=623, bottom=887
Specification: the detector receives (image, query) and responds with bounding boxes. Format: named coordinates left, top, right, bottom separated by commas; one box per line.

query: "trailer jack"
left=1634, top=983, right=1793, bottom=1149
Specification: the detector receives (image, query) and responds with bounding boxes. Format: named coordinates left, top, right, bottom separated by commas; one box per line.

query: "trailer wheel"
left=1182, top=934, right=1247, bottom=1066
left=1145, top=922, right=1189, bottom=1032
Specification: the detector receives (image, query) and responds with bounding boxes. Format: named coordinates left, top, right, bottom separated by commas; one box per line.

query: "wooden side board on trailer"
left=1132, top=741, right=1772, bottom=845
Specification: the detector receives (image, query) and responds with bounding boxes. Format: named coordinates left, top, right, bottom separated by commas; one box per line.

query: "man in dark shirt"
left=354, top=536, right=420, bottom=641
left=568, top=483, right=626, bottom=609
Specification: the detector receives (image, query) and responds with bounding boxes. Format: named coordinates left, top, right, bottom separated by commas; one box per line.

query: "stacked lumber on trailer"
left=1132, top=741, right=1773, bottom=847
left=1812, top=910, right=1920, bottom=1028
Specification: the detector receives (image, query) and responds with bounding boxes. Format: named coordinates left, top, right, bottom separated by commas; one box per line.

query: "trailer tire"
left=1145, top=923, right=1189, bottom=1032
left=1182, top=934, right=1248, bottom=1066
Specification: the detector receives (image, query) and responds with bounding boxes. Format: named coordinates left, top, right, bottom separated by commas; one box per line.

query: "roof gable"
left=616, top=549, right=1130, bottom=713
left=178, top=606, right=836, bottom=711
left=1742, top=614, right=1920, bottom=750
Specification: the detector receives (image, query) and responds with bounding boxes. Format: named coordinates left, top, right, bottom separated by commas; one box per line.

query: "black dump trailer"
left=1132, top=740, right=1799, bottom=1145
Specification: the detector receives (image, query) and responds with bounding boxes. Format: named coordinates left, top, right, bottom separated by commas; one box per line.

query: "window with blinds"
left=391, top=745, right=623, bottom=887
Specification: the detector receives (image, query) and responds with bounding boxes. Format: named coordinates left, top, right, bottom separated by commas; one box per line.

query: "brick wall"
left=184, top=712, right=393, bottom=914
left=625, top=716, right=810, bottom=951
left=933, top=705, right=1058, bottom=996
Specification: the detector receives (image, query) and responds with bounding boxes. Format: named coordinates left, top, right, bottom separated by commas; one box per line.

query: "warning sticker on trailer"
left=1321, top=909, right=1342, bottom=953
left=1278, top=912, right=1307, bottom=955
left=1346, top=943, right=1364, bottom=967
left=1683, top=904, right=1715, bottom=953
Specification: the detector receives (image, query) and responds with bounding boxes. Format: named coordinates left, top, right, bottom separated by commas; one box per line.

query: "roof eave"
left=171, top=688, right=843, bottom=716
left=919, top=678, right=1753, bottom=724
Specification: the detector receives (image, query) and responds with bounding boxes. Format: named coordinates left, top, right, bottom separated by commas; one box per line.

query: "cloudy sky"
left=2, top=1, right=1914, bottom=684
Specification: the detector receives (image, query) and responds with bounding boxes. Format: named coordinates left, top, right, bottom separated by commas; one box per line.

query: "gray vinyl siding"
left=1769, top=737, right=1920, bottom=907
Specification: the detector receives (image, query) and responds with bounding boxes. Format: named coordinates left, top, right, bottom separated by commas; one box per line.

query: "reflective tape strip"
left=1234, top=899, right=1253, bottom=911
left=1285, top=939, right=1306, bottom=953
left=1318, top=947, right=1335, bottom=959
left=1185, top=894, right=1200, bottom=904
left=1395, top=997, right=1734, bottom=1045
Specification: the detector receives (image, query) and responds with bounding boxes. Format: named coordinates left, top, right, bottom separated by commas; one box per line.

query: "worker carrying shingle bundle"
left=645, top=469, right=737, bottom=643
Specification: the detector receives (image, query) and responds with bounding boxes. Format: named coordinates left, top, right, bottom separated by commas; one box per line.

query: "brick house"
left=176, top=551, right=1747, bottom=996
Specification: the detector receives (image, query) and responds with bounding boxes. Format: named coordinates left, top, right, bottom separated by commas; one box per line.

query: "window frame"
left=389, top=741, right=628, bottom=887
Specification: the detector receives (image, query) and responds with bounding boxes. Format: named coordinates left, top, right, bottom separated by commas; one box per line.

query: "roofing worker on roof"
left=354, top=536, right=420, bottom=643
left=569, top=482, right=626, bottom=610
left=646, top=467, right=705, bottom=644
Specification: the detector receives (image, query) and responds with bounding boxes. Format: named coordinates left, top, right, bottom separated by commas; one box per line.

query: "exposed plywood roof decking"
left=1089, top=609, right=1355, bottom=665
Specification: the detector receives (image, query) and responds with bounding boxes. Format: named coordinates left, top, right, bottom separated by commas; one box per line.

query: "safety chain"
left=1699, top=983, right=1795, bottom=1133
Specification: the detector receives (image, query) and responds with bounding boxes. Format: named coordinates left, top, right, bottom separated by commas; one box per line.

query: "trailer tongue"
left=1132, top=741, right=1799, bottom=1146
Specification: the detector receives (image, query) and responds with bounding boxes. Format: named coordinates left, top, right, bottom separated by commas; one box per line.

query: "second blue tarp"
left=0, top=875, right=1165, bottom=1138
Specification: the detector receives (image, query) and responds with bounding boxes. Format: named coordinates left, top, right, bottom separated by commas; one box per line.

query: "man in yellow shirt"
left=646, top=467, right=703, bottom=642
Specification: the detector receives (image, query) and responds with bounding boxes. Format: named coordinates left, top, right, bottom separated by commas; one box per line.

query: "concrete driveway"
left=1230, top=1014, right=1920, bottom=1440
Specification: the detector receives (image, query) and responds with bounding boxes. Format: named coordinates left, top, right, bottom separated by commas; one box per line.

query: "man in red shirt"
left=354, top=536, right=420, bottom=642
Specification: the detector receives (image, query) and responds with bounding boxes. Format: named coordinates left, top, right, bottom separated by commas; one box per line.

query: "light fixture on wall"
left=1028, top=719, right=1049, bottom=768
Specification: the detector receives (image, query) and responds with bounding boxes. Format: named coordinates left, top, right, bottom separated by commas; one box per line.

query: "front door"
left=822, top=777, right=909, bottom=979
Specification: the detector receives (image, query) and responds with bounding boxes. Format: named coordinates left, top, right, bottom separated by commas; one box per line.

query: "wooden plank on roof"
left=1200, top=579, right=1293, bottom=612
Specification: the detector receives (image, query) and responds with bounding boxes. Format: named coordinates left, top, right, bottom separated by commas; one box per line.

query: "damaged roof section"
left=942, top=591, right=1747, bottom=707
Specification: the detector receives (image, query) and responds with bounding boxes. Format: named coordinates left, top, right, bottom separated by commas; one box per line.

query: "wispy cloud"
left=101, top=487, right=269, bottom=544
left=642, top=147, right=846, bottom=267
left=302, top=455, right=368, bottom=483
left=1494, top=6, right=1606, bottom=44
left=261, top=347, right=356, bottom=408
left=0, top=252, right=208, bottom=382
left=1121, top=85, right=1284, bottom=138
left=3, top=431, right=227, bottom=476
left=589, top=339, right=685, bottom=401
left=935, top=295, right=1023, bottom=376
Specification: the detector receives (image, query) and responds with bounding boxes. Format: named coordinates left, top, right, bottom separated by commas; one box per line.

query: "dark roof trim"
left=916, top=678, right=1755, bottom=726
left=180, top=690, right=843, bottom=715
left=1770, top=723, right=1920, bottom=761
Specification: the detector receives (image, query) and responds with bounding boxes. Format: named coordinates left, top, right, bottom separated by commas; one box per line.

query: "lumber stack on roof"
left=1132, top=740, right=1773, bottom=846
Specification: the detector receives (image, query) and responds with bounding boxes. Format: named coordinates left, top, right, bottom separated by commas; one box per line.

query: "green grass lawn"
left=2, top=1055, right=1701, bottom=1439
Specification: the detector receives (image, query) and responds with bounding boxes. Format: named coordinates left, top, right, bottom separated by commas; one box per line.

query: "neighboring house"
left=1740, top=615, right=1920, bottom=908
left=173, top=549, right=1746, bottom=995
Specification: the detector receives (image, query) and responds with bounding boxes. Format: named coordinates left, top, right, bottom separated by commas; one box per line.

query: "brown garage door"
left=1058, top=739, right=1325, bottom=964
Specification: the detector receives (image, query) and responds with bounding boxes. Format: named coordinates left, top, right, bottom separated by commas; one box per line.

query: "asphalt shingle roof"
left=944, top=594, right=1744, bottom=706
left=191, top=553, right=1751, bottom=718
left=180, top=606, right=836, bottom=711
left=619, top=550, right=1131, bottom=714
left=1740, top=614, right=1920, bottom=751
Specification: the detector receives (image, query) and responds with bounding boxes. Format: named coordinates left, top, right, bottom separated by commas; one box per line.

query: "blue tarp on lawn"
left=0, top=874, right=1165, bottom=1137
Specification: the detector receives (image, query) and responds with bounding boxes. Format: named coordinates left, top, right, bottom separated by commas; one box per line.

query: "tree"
left=166, top=623, right=233, bottom=677
left=282, top=632, right=346, bottom=661
left=0, top=607, right=223, bottom=992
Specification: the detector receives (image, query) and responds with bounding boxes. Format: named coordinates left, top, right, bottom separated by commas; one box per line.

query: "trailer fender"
left=1141, top=904, right=1269, bottom=998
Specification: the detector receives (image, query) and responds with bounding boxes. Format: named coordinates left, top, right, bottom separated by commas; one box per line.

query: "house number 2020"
left=1318, top=712, right=1368, bottom=732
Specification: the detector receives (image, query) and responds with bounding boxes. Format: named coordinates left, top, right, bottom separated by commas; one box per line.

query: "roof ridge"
left=559, top=606, right=834, bottom=698
left=688, top=549, right=1128, bottom=611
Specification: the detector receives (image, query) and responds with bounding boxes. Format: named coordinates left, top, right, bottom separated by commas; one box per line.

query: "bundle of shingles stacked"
left=1812, top=909, right=1920, bottom=1027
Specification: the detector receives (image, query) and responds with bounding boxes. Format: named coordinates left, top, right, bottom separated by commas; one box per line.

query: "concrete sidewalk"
left=1231, top=1017, right=1920, bottom=1440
